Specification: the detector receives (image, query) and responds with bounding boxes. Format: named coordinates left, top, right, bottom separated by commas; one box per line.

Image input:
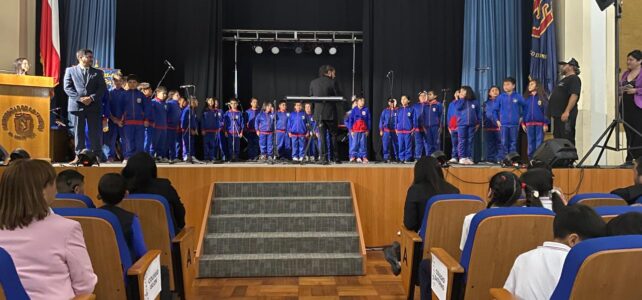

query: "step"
left=212, top=196, right=354, bottom=214
left=198, top=253, right=363, bottom=277
left=214, top=182, right=351, bottom=198
left=203, top=231, right=360, bottom=254
left=207, top=213, right=356, bottom=233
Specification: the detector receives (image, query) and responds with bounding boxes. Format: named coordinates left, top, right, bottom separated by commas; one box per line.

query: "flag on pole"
left=530, top=0, right=558, bottom=94
left=39, top=0, right=61, bottom=85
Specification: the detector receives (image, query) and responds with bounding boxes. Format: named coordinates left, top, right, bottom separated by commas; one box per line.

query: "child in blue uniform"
left=180, top=97, right=199, bottom=162
left=224, top=98, right=244, bottom=161
left=447, top=90, right=461, bottom=163
left=138, top=83, right=156, bottom=155
left=304, top=103, right=318, bottom=161
left=344, top=98, right=357, bottom=162
left=288, top=101, right=307, bottom=162
left=484, top=86, right=502, bottom=163
left=106, top=74, right=125, bottom=161
left=422, top=90, right=442, bottom=156
left=118, top=75, right=151, bottom=160
left=202, top=98, right=224, bottom=162
left=493, top=77, right=525, bottom=160
left=244, top=97, right=260, bottom=160
left=347, top=97, right=371, bottom=163
left=379, top=98, right=398, bottom=162
left=149, top=87, right=169, bottom=162
left=413, top=91, right=429, bottom=159
left=522, top=79, right=549, bottom=158
left=275, top=100, right=290, bottom=160
left=454, top=86, right=479, bottom=165
left=396, top=95, right=416, bottom=163
left=255, top=102, right=274, bottom=161
left=166, top=90, right=182, bottom=162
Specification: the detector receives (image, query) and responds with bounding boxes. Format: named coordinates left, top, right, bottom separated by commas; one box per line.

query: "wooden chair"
left=52, top=193, right=96, bottom=208
left=491, top=235, right=642, bottom=300
left=123, top=194, right=196, bottom=299
left=568, top=193, right=627, bottom=207
left=595, top=206, right=642, bottom=222
left=54, top=208, right=161, bottom=300
left=399, top=194, right=485, bottom=299
left=430, top=207, right=555, bottom=300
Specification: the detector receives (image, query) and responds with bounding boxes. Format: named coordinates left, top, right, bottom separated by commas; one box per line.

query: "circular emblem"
left=472, top=104, right=476, bottom=109
left=218, top=112, right=221, bottom=117
left=538, top=100, right=542, bottom=106
left=432, top=107, right=436, bottom=112
left=301, top=115, right=305, bottom=120
left=407, top=112, right=411, bottom=117
left=2, top=105, right=45, bottom=140
left=394, top=113, right=397, bottom=117
left=361, top=111, right=366, bottom=116
left=136, top=98, right=142, bottom=104
left=286, top=113, right=290, bottom=117
left=512, top=99, right=517, bottom=103
left=234, top=116, right=238, bottom=120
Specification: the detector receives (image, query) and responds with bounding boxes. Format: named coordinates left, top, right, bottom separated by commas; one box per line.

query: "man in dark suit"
left=310, top=65, right=342, bottom=164
left=63, top=48, right=106, bottom=163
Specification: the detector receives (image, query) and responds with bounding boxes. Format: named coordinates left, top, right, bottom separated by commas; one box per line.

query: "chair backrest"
left=53, top=208, right=132, bottom=300
left=127, top=194, right=175, bottom=238
left=120, top=197, right=175, bottom=290
left=568, top=193, right=627, bottom=207
left=55, top=193, right=96, bottom=208
left=419, top=194, right=485, bottom=259
left=0, top=247, right=29, bottom=300
left=551, top=235, right=642, bottom=300
left=461, top=207, right=555, bottom=300
left=51, top=199, right=88, bottom=208
left=594, top=206, right=642, bottom=222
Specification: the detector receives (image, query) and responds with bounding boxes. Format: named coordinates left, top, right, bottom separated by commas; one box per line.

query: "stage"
left=49, top=163, right=632, bottom=247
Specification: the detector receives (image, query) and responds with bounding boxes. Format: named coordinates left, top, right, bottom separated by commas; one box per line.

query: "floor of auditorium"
left=189, top=251, right=416, bottom=299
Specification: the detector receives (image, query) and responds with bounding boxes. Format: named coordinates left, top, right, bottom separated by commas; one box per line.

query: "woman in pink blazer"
left=0, top=159, right=97, bottom=300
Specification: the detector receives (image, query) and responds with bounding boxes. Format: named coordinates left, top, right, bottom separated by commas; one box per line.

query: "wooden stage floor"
left=53, top=162, right=632, bottom=247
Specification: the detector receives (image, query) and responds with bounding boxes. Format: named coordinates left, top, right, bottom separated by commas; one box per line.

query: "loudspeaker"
left=531, top=139, right=578, bottom=168
left=595, top=0, right=615, bottom=11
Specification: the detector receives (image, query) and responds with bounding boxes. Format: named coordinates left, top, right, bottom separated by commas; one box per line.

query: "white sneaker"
left=465, top=158, right=475, bottom=165
left=448, top=158, right=458, bottom=164
left=459, top=158, right=466, bottom=164
left=356, top=158, right=363, bottom=163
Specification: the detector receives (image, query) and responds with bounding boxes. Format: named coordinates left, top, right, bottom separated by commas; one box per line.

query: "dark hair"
left=76, top=48, right=93, bottom=60
left=524, top=79, right=549, bottom=101
left=229, top=97, right=238, bottom=103
left=262, top=101, right=273, bottom=111
left=56, top=170, right=85, bottom=194
left=553, top=204, right=605, bottom=240
left=168, top=90, right=179, bottom=99
left=606, top=212, right=642, bottom=236
left=459, top=86, right=476, bottom=101
left=503, top=77, right=516, bottom=85
left=487, top=171, right=521, bottom=208
left=278, top=100, right=287, bottom=105
left=413, top=156, right=448, bottom=194
left=319, top=65, right=335, bottom=77
left=487, top=86, right=500, bottom=99
left=121, top=152, right=157, bottom=192
left=520, top=168, right=565, bottom=212
left=155, top=86, right=167, bottom=94
left=636, top=157, right=642, bottom=175
left=628, top=50, right=642, bottom=61
left=126, top=74, right=139, bottom=82
left=9, top=148, right=30, bottom=163
left=13, top=58, right=28, bottom=74
left=98, top=173, right=127, bottom=205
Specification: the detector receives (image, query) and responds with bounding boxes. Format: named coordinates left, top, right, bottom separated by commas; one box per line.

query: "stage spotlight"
left=503, top=152, right=521, bottom=168
left=314, top=46, right=323, bottom=55
left=294, top=46, right=303, bottom=54
left=254, top=45, right=263, bottom=54
left=271, top=46, right=280, bottom=55
left=430, top=151, right=449, bottom=167
left=328, top=46, right=337, bottom=55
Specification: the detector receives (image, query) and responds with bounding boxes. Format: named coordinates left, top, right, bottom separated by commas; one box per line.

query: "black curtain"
left=363, top=0, right=465, bottom=159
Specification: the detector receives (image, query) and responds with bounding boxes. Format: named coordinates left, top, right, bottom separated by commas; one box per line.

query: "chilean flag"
left=39, top=0, right=60, bottom=85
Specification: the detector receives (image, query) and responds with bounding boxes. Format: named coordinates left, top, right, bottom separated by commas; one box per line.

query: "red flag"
left=39, top=0, right=60, bottom=84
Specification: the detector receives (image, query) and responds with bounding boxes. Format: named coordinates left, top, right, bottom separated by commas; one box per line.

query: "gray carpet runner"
left=198, top=182, right=364, bottom=277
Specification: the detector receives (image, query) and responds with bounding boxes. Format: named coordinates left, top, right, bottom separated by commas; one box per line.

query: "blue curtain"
left=461, top=0, right=524, bottom=97
left=63, top=0, right=116, bottom=69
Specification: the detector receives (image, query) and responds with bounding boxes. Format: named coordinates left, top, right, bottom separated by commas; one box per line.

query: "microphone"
left=164, top=60, right=175, bottom=71
left=180, top=84, right=195, bottom=88
left=441, top=88, right=451, bottom=92
left=386, top=70, right=393, bottom=78
left=475, top=66, right=491, bottom=71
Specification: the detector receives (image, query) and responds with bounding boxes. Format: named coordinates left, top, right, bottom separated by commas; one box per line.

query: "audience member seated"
left=122, top=152, right=186, bottom=232
left=0, top=159, right=97, bottom=299
left=606, top=212, right=642, bottom=235
left=8, top=148, right=30, bottom=164
left=56, top=169, right=85, bottom=194
left=98, top=173, right=147, bottom=260
left=503, top=204, right=606, bottom=300
left=528, top=160, right=567, bottom=204
left=520, top=168, right=565, bottom=212
left=385, top=156, right=460, bottom=275
left=611, top=158, right=642, bottom=204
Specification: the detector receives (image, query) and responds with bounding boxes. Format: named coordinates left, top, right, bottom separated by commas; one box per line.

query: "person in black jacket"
left=121, top=152, right=186, bottom=232
left=611, top=158, right=642, bottom=204
left=310, top=65, right=342, bottom=164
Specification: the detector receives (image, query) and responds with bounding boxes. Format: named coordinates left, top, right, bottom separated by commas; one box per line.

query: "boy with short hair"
left=503, top=205, right=606, bottom=300
left=304, top=102, right=318, bottom=161
left=255, top=102, right=275, bottom=161
left=379, top=98, right=398, bottom=163
left=149, top=86, right=169, bottom=162
left=413, top=91, right=429, bottom=159
left=180, top=97, right=200, bottom=162
left=347, top=97, right=371, bottom=163
left=422, top=90, right=442, bottom=156
left=202, top=98, right=224, bottom=162
left=396, top=95, right=416, bottom=163
left=493, top=77, right=525, bottom=159
left=275, top=100, right=291, bottom=159
left=244, top=97, right=260, bottom=160
left=224, top=98, right=244, bottom=161
left=106, top=74, right=125, bottom=161
left=118, top=75, right=151, bottom=160
left=55, top=169, right=85, bottom=194
left=98, top=173, right=147, bottom=260
left=288, top=101, right=307, bottom=162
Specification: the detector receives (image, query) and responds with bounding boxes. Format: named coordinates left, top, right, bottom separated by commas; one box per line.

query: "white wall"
left=0, top=0, right=36, bottom=73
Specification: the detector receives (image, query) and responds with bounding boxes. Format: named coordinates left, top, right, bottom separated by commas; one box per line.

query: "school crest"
left=1, top=105, right=45, bottom=140
left=136, top=98, right=142, bottom=104
left=432, top=107, right=436, bottom=112
left=512, top=99, right=517, bottom=103
left=472, top=104, right=476, bottom=109
left=361, top=111, right=366, bottom=116
left=301, top=115, right=305, bottom=120
left=407, top=112, right=411, bottom=117
left=538, top=100, right=542, bottom=106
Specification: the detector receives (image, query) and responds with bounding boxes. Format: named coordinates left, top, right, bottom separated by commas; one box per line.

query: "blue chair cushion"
left=53, top=208, right=133, bottom=279
left=568, top=193, right=623, bottom=205
left=0, top=247, right=29, bottom=300
left=550, top=235, right=642, bottom=300
left=460, top=207, right=555, bottom=274
left=127, top=194, right=176, bottom=238
left=55, top=193, right=96, bottom=208
left=594, top=206, right=642, bottom=217
left=418, top=194, right=483, bottom=240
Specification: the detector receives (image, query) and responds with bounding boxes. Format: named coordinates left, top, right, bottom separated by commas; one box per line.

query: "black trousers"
left=318, top=120, right=339, bottom=161
left=552, top=110, right=577, bottom=146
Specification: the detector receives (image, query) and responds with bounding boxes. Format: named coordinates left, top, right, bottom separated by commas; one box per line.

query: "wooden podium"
left=0, top=74, right=54, bottom=159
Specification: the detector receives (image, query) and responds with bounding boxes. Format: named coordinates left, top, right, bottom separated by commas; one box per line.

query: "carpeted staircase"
left=198, top=182, right=364, bottom=277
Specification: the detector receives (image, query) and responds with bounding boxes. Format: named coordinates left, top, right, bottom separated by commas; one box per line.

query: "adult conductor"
left=310, top=65, right=342, bottom=164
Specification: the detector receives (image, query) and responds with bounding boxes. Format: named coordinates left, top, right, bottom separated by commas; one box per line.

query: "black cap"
left=558, top=58, right=580, bottom=69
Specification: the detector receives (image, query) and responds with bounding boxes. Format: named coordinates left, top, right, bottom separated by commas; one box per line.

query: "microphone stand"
left=440, top=89, right=450, bottom=153
left=153, top=62, right=174, bottom=99
left=475, top=66, right=491, bottom=163
left=302, top=113, right=316, bottom=165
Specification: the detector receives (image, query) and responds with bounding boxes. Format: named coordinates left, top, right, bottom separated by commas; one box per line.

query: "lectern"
left=0, top=74, right=54, bottom=159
